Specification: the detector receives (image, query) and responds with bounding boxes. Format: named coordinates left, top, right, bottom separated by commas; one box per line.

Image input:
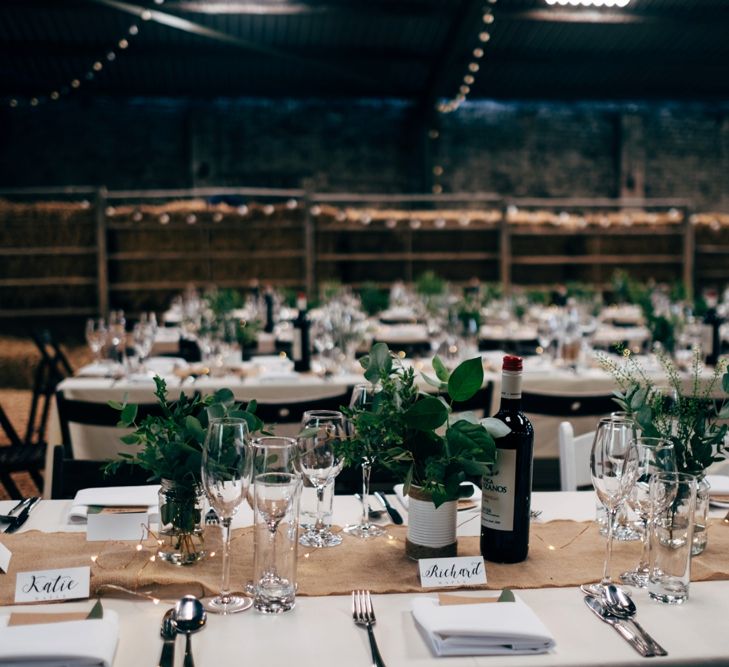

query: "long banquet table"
left=50, top=352, right=658, bottom=470
left=2, top=492, right=729, bottom=666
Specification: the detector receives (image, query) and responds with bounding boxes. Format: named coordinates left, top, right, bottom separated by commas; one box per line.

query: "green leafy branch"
left=105, top=376, right=264, bottom=486
left=344, top=342, right=508, bottom=507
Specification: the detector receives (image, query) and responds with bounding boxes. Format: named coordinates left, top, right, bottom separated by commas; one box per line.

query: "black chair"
left=50, top=445, right=151, bottom=500
left=0, top=404, right=46, bottom=499
left=27, top=329, right=74, bottom=448
left=251, top=391, right=352, bottom=428
left=521, top=391, right=617, bottom=418
left=521, top=390, right=617, bottom=491
left=55, top=391, right=167, bottom=458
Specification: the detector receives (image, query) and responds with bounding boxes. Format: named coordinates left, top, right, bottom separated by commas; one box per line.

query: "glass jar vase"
left=157, top=479, right=206, bottom=565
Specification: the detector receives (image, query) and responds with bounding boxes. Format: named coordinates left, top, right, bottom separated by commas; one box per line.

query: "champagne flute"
left=344, top=383, right=385, bottom=539
left=297, top=410, right=345, bottom=548
left=620, top=437, right=676, bottom=587
left=201, top=417, right=252, bottom=614
left=589, top=417, right=639, bottom=593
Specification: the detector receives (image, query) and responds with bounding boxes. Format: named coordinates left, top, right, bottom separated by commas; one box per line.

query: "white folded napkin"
left=144, top=356, right=187, bottom=374
left=76, top=362, right=124, bottom=378
left=68, top=486, right=160, bottom=524
left=394, top=482, right=481, bottom=510
left=412, top=595, right=555, bottom=656
left=0, top=610, right=119, bottom=667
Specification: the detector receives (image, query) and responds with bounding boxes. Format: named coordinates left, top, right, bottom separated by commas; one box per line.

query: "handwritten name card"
left=418, top=556, right=487, bottom=589
left=15, top=566, right=90, bottom=603
left=0, top=542, right=11, bottom=573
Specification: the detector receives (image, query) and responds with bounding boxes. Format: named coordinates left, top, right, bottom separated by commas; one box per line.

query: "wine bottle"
left=480, top=355, right=534, bottom=563
left=263, top=289, right=275, bottom=334
left=292, top=293, right=311, bottom=373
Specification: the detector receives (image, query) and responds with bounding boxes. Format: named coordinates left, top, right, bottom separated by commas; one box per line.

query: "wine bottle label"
left=480, top=448, right=516, bottom=532
left=500, top=371, right=522, bottom=400
left=292, top=328, right=302, bottom=362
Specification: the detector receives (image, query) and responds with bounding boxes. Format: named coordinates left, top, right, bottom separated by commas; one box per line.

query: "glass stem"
left=314, top=485, right=325, bottom=532
left=361, top=459, right=372, bottom=526
left=602, top=507, right=617, bottom=586
left=220, top=517, right=232, bottom=603
left=638, top=515, right=650, bottom=573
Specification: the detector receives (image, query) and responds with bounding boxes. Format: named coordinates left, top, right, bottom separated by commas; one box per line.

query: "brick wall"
left=0, top=97, right=727, bottom=210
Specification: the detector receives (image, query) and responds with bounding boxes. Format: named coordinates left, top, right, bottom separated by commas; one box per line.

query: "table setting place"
left=4, top=346, right=729, bottom=666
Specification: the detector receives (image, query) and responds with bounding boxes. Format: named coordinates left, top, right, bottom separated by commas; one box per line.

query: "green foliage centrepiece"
left=600, top=349, right=729, bottom=477
left=343, top=343, right=508, bottom=507
left=106, top=376, right=264, bottom=487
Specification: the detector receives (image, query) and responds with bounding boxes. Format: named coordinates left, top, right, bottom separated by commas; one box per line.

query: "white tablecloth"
left=2, top=493, right=728, bottom=666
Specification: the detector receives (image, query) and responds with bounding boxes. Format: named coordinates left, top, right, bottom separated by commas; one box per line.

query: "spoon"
left=604, top=584, right=668, bottom=657
left=173, top=595, right=207, bottom=667
left=158, top=608, right=176, bottom=667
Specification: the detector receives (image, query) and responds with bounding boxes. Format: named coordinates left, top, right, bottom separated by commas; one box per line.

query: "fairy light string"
left=5, top=2, right=164, bottom=109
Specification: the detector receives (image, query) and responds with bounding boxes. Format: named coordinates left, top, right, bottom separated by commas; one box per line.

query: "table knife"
left=374, top=492, right=403, bottom=525
left=584, top=595, right=654, bottom=657
left=5, top=497, right=41, bottom=534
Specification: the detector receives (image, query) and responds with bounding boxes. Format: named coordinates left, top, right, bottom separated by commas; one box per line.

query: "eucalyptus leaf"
left=433, top=356, right=450, bottom=383
left=422, top=372, right=447, bottom=391
left=120, top=403, right=137, bottom=425
left=403, top=396, right=448, bottom=430
left=447, top=357, right=484, bottom=402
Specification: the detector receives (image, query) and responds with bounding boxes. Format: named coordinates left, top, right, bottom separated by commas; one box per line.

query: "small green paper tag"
left=497, top=588, right=515, bottom=603
left=86, top=599, right=104, bottom=619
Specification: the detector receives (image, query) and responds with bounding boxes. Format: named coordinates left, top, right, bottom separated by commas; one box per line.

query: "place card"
left=0, top=542, right=11, bottom=573
left=15, top=566, right=90, bottom=603
left=87, top=510, right=150, bottom=542
left=418, top=556, right=487, bottom=589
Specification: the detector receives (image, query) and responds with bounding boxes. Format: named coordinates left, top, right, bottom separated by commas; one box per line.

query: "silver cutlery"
left=173, top=595, right=206, bottom=667
left=3, top=497, right=41, bottom=534
left=0, top=498, right=32, bottom=524
left=352, top=589, right=387, bottom=667
left=354, top=493, right=384, bottom=519
left=604, top=584, right=667, bottom=657
left=158, top=608, right=176, bottom=667
left=584, top=595, right=654, bottom=657
left=374, top=492, right=403, bottom=525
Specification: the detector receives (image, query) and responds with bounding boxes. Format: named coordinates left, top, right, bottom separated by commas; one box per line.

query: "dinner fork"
left=352, top=590, right=387, bottom=667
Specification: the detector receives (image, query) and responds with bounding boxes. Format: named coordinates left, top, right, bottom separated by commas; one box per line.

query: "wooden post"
left=302, top=182, right=316, bottom=301
left=95, top=187, right=109, bottom=317
left=683, top=207, right=695, bottom=301
left=500, top=206, right=511, bottom=295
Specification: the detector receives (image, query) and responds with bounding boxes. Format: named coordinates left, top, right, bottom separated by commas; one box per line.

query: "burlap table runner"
left=2, top=520, right=728, bottom=604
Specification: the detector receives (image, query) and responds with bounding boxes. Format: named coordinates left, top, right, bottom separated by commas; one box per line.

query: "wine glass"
left=201, top=417, right=252, bottom=614
left=85, top=318, right=107, bottom=363
left=246, top=437, right=300, bottom=509
left=589, top=417, right=639, bottom=593
left=620, top=437, right=676, bottom=587
left=343, top=383, right=385, bottom=539
left=297, top=410, right=345, bottom=547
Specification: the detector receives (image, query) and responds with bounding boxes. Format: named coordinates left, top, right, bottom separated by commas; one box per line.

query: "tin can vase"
left=405, top=486, right=458, bottom=560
